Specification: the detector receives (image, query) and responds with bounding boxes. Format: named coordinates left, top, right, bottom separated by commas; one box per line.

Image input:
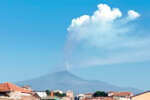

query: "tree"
left=54, top=92, right=66, bottom=97
left=93, top=91, right=108, bottom=97
left=45, top=90, right=51, bottom=96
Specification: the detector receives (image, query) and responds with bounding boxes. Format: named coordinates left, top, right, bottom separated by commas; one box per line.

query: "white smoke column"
left=64, top=3, right=141, bottom=68
left=64, top=32, right=77, bottom=71
left=65, top=61, right=70, bottom=71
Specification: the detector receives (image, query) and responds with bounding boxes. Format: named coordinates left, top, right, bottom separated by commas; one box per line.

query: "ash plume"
left=64, top=3, right=150, bottom=69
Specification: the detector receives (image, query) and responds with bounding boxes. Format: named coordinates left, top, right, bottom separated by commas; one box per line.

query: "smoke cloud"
left=65, top=4, right=150, bottom=69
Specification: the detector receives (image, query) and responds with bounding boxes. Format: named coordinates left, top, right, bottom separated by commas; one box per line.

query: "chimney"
left=51, top=90, right=54, bottom=97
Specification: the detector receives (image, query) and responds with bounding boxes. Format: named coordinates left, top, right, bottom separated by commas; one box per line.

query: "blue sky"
left=0, top=0, right=150, bottom=90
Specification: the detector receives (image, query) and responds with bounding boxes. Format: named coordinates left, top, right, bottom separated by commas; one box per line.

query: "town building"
left=66, top=90, right=74, bottom=100
left=36, top=91, right=47, bottom=98
left=132, top=91, right=150, bottom=100
left=108, top=91, right=133, bottom=100
left=0, top=82, right=40, bottom=100
left=66, top=90, right=74, bottom=98
left=75, top=94, right=85, bottom=100
left=84, top=93, right=93, bottom=98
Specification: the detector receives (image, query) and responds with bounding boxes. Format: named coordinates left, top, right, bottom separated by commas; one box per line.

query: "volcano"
left=17, top=71, right=141, bottom=94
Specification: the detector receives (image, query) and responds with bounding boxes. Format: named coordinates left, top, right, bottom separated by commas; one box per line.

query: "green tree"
left=54, top=92, right=66, bottom=98
left=93, top=91, right=108, bottom=97
left=45, top=90, right=51, bottom=96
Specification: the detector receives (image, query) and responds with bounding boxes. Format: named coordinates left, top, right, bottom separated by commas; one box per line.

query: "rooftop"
left=0, top=82, right=32, bottom=93
left=108, top=91, right=133, bottom=97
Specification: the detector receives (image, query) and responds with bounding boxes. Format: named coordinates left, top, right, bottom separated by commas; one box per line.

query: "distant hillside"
left=17, top=71, right=141, bottom=94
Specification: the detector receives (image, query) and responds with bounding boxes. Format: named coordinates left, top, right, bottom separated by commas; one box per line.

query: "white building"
left=36, top=91, right=47, bottom=98
left=66, top=90, right=74, bottom=100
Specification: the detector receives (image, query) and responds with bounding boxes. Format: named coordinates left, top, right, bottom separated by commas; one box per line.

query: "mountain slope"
left=17, top=71, right=141, bottom=94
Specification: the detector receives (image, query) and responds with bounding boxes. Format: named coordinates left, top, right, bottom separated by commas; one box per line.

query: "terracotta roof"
left=108, top=91, right=133, bottom=97
left=0, top=82, right=32, bottom=93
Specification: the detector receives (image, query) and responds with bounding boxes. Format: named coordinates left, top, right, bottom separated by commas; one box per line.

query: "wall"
left=114, top=97, right=131, bottom=100
left=132, top=92, right=150, bottom=100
